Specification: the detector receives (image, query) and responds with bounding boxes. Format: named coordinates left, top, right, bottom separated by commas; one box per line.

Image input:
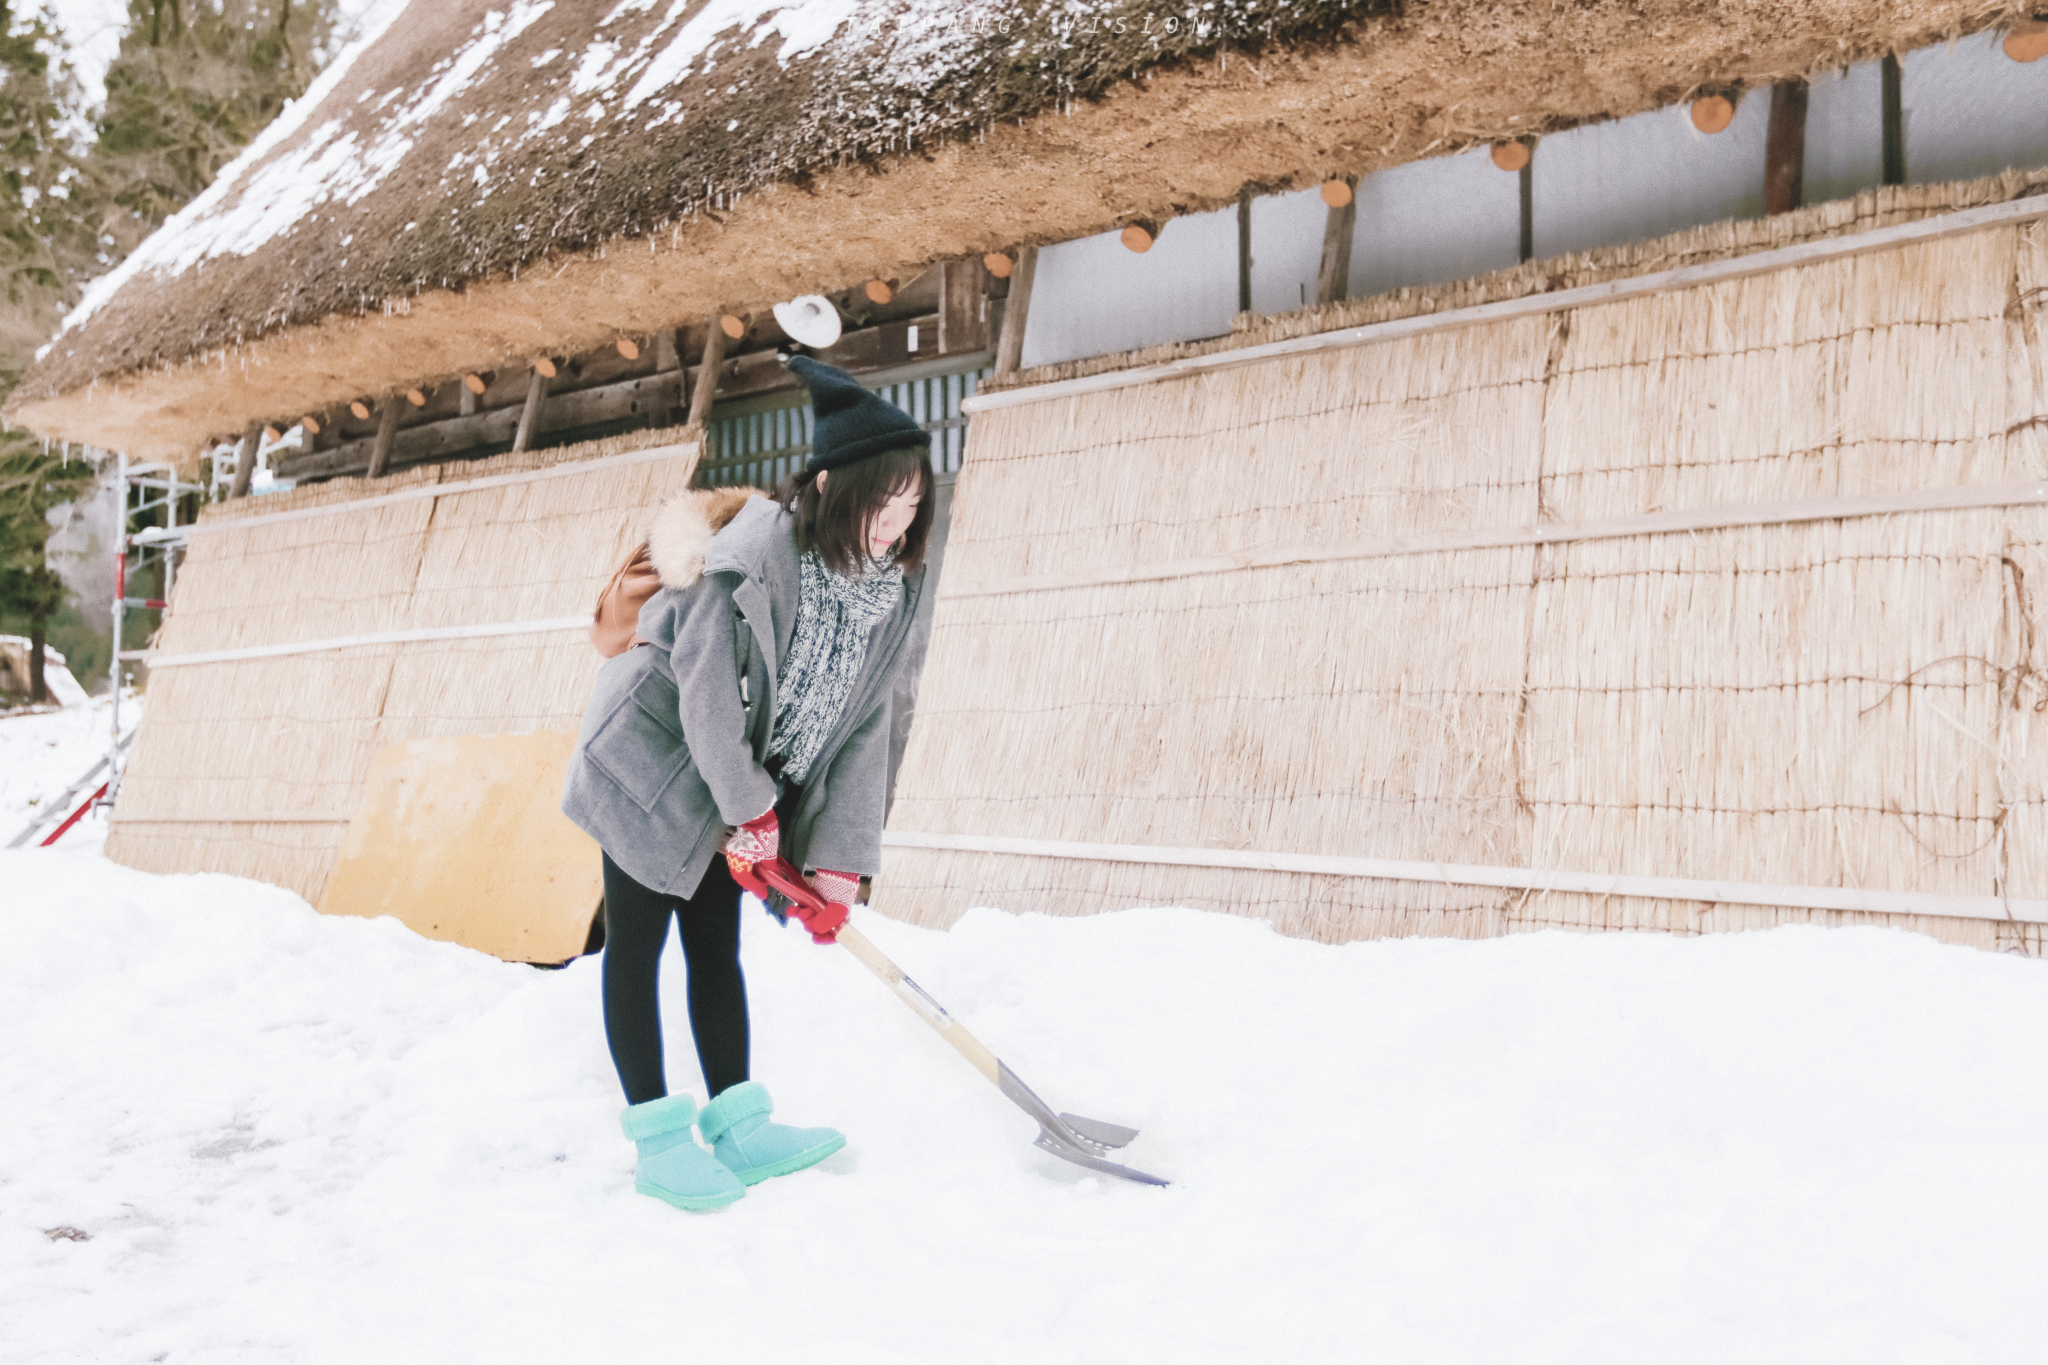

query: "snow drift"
left=5, top=822, right=2048, bottom=1361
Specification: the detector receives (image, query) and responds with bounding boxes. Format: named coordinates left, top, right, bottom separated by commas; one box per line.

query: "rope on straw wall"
left=880, top=832, right=2048, bottom=924
left=961, top=194, right=2048, bottom=414
left=139, top=617, right=590, bottom=668
left=943, top=480, right=2048, bottom=599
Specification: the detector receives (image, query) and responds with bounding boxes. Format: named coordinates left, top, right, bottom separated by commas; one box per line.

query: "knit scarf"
left=768, top=550, right=903, bottom=785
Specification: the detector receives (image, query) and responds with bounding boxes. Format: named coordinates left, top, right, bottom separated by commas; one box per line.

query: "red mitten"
left=723, top=808, right=778, bottom=863
left=797, top=869, right=858, bottom=942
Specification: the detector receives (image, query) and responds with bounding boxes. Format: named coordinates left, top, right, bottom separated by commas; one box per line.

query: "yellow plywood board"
left=320, top=732, right=601, bottom=963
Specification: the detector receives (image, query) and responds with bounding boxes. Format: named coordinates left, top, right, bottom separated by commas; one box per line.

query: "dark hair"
left=776, top=445, right=935, bottom=576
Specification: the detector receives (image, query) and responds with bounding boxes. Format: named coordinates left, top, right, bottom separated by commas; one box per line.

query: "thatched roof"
left=9, top=0, right=2033, bottom=457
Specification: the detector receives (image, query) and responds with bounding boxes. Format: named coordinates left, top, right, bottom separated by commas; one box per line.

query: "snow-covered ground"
left=4, top=714, right=2048, bottom=1362
left=1, top=694, right=127, bottom=852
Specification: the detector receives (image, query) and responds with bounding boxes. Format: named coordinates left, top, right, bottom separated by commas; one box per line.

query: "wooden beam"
left=227, top=421, right=262, bottom=499
left=276, top=312, right=978, bottom=483
left=511, top=369, right=549, bottom=454
left=1765, top=79, right=1809, bottom=215
left=1315, top=182, right=1357, bottom=305
left=994, top=245, right=1037, bottom=377
left=937, top=258, right=991, bottom=354
left=366, top=402, right=401, bottom=478
left=279, top=371, right=687, bottom=482
left=686, top=315, right=727, bottom=431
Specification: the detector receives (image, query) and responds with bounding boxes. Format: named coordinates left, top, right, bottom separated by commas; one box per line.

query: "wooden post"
left=511, top=368, right=549, bottom=454
left=1765, top=79, right=1809, bottom=215
left=938, top=258, right=991, bottom=354
left=1237, top=188, right=1253, bottom=314
left=651, top=328, right=681, bottom=426
left=1518, top=160, right=1535, bottom=263
left=1881, top=53, right=1905, bottom=186
left=1315, top=182, right=1357, bottom=306
left=227, top=420, right=263, bottom=499
left=366, top=401, right=402, bottom=477
left=994, top=245, right=1038, bottom=378
left=685, top=317, right=726, bottom=431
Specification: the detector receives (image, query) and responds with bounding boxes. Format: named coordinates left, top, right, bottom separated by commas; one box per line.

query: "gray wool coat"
left=560, top=492, right=924, bottom=898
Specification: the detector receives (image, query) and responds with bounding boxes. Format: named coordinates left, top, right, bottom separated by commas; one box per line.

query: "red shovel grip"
left=726, top=853, right=849, bottom=943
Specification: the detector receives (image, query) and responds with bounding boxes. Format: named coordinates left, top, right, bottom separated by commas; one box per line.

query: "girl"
left=564, top=356, right=935, bottom=1210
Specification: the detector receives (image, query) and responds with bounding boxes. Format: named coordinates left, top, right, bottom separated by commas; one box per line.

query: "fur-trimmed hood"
left=646, top=486, right=770, bottom=590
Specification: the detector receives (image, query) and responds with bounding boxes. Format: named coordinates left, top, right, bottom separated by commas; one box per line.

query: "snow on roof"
left=20, top=0, right=1367, bottom=402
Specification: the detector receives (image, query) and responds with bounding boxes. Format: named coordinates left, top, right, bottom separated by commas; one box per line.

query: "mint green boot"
left=697, top=1082, right=846, bottom=1186
left=621, top=1094, right=746, bottom=1211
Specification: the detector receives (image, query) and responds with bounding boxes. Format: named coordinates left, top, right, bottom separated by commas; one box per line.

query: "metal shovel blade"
left=998, top=1062, right=1169, bottom=1187
left=1058, top=1114, right=1140, bottom=1150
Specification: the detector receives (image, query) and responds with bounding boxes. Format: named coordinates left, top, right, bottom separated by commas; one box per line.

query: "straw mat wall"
left=107, top=427, right=700, bottom=905
left=878, top=200, right=2048, bottom=954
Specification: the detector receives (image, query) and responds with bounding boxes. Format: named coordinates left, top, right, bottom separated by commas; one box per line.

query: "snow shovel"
left=727, top=854, right=1169, bottom=1187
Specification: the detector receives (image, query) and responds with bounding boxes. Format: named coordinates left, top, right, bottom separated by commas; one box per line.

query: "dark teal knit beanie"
left=787, top=355, right=931, bottom=470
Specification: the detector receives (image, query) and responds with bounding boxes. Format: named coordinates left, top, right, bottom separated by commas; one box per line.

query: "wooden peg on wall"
left=616, top=337, right=641, bottom=360
left=1691, top=94, right=1736, bottom=133
left=1490, top=140, right=1530, bottom=172
left=405, top=388, right=427, bottom=407
left=2005, top=21, right=2048, bottom=62
left=719, top=314, right=746, bottom=340
left=1120, top=220, right=1157, bottom=253
left=983, top=252, right=1014, bottom=279
left=301, top=415, right=321, bottom=436
left=462, top=373, right=488, bottom=394
left=349, top=399, right=371, bottom=421
left=533, top=356, right=558, bottom=379
left=1319, top=178, right=1354, bottom=208
left=864, top=279, right=894, bottom=305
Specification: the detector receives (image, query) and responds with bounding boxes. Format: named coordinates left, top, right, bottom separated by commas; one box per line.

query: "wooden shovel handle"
left=831, top=923, right=1002, bottom=1085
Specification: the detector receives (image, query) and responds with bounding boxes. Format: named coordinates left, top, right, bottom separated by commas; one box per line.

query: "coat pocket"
left=583, top=668, right=694, bottom=814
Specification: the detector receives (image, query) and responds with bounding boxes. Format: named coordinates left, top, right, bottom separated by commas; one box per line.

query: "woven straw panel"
left=877, top=220, right=2048, bottom=954
left=106, top=432, right=700, bottom=905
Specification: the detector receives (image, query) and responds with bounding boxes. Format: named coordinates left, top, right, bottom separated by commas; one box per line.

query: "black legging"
left=601, top=851, right=749, bottom=1105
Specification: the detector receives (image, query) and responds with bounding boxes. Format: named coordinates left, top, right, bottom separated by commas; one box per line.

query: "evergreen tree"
left=94, top=0, right=338, bottom=254
left=0, top=0, right=340, bottom=700
left=0, top=1, right=94, bottom=702
left=0, top=1, right=95, bottom=392
left=0, top=445, right=92, bottom=703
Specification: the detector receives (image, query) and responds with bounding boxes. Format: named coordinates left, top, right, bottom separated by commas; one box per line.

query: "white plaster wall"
left=1531, top=97, right=1769, bottom=259
left=1349, top=147, right=1521, bottom=298
left=1019, top=205, right=1240, bottom=369
left=1804, top=61, right=1885, bottom=205
left=1903, top=34, right=2048, bottom=184
left=1248, top=186, right=1330, bottom=315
